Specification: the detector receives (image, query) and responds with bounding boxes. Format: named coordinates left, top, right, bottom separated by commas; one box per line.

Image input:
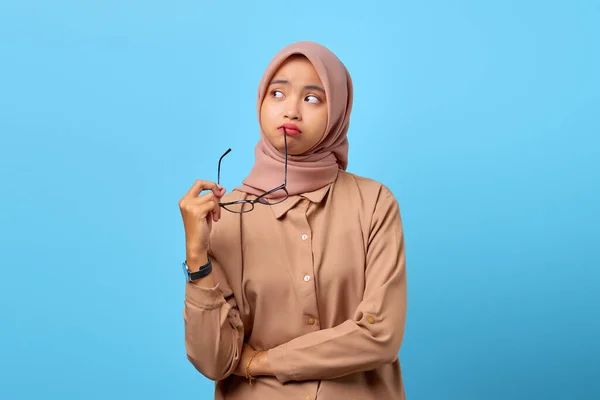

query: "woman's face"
left=260, top=55, right=328, bottom=155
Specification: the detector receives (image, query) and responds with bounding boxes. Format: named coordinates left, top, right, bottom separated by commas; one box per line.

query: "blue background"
left=1, top=1, right=598, bottom=399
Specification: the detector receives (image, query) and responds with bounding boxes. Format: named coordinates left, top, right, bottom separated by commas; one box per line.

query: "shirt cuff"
left=185, top=281, right=225, bottom=310
left=267, top=343, right=296, bottom=382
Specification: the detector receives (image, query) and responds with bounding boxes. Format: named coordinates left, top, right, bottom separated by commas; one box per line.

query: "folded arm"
left=266, top=187, right=407, bottom=382
left=183, top=257, right=244, bottom=381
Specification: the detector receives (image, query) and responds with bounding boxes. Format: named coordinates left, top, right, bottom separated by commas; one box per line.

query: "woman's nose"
left=284, top=102, right=301, bottom=120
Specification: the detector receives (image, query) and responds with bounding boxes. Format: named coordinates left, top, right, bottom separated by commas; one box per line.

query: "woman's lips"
left=279, top=124, right=302, bottom=135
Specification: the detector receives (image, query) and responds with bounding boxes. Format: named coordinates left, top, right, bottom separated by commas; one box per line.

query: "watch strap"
left=185, top=258, right=212, bottom=281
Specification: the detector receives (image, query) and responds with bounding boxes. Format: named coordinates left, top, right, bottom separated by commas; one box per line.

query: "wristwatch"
left=182, top=258, right=212, bottom=282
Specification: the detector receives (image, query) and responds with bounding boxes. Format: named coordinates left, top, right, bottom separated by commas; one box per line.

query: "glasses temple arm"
left=217, top=148, right=232, bottom=185
left=283, top=129, right=288, bottom=186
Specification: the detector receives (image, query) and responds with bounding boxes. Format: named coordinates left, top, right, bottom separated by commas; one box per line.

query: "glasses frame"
left=217, top=129, right=289, bottom=213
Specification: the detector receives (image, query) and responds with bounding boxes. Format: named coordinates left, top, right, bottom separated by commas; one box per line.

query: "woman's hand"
left=234, top=343, right=257, bottom=377
left=234, top=343, right=274, bottom=378
left=178, top=180, right=226, bottom=264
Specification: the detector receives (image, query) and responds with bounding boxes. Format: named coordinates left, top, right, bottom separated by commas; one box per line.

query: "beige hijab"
left=237, top=41, right=353, bottom=197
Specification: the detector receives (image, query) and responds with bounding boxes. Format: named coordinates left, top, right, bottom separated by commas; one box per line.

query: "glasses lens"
left=257, top=188, right=288, bottom=205
left=222, top=201, right=254, bottom=214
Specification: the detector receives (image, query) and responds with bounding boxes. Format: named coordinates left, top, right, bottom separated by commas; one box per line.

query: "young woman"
left=179, top=41, right=407, bottom=400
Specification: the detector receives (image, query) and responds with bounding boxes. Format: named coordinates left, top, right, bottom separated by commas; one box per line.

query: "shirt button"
left=303, top=274, right=311, bottom=282
left=301, top=234, right=308, bottom=241
left=307, top=317, right=316, bottom=325
left=368, top=316, right=375, bottom=324
left=306, top=396, right=313, bottom=400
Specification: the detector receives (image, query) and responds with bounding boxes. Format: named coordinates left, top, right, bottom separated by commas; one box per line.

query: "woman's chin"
left=265, top=134, right=306, bottom=155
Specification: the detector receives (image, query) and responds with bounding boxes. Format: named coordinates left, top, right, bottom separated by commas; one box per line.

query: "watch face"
left=182, top=262, right=190, bottom=282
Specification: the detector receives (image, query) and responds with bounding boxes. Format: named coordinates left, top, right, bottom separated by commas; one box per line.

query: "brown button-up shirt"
left=183, top=171, right=407, bottom=399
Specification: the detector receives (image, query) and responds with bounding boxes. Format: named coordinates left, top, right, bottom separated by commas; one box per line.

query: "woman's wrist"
left=252, top=350, right=273, bottom=376
left=185, top=251, right=209, bottom=271
left=239, top=346, right=274, bottom=383
left=185, top=252, right=215, bottom=288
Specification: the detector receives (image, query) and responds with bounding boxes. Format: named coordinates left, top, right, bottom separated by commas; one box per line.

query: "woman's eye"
left=272, top=90, right=284, bottom=98
left=305, top=95, right=320, bottom=103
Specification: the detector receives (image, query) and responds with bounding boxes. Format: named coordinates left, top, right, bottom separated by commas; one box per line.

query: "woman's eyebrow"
left=269, top=79, right=325, bottom=94
left=304, top=85, right=325, bottom=94
left=270, top=79, right=290, bottom=85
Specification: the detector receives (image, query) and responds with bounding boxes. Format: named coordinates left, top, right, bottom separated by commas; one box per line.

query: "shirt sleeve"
left=183, top=255, right=244, bottom=381
left=267, top=187, right=407, bottom=382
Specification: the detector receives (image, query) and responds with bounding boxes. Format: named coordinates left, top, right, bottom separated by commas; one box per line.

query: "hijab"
left=237, top=41, right=353, bottom=197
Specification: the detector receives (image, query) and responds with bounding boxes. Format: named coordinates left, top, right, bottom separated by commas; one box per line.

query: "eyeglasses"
left=217, top=129, right=289, bottom=213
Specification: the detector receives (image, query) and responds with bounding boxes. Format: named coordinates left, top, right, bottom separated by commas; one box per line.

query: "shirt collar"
left=270, top=184, right=331, bottom=219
